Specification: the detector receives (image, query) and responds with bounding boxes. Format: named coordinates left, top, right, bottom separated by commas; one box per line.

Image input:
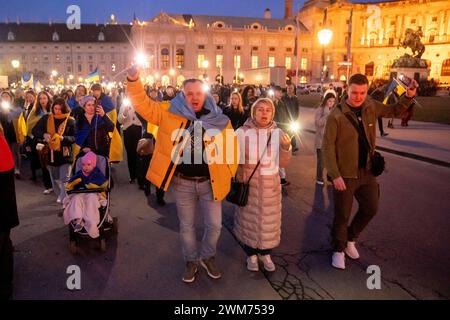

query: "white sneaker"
left=246, top=255, right=259, bottom=272
left=56, top=196, right=62, bottom=204
left=43, top=188, right=53, bottom=195
left=331, top=251, right=346, bottom=270
left=258, top=254, right=276, bottom=272
left=345, top=241, right=360, bottom=259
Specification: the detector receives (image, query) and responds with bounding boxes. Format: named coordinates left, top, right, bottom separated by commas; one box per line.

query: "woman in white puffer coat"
left=234, top=98, right=291, bottom=272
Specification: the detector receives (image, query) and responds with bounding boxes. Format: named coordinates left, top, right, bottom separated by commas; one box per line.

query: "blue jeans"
left=172, top=175, right=222, bottom=262
left=48, top=164, right=71, bottom=201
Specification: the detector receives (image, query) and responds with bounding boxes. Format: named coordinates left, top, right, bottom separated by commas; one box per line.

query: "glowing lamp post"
left=11, top=60, right=20, bottom=84
left=317, top=28, right=333, bottom=85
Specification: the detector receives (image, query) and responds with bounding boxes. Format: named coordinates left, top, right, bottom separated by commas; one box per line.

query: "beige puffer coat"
left=233, top=118, right=291, bottom=250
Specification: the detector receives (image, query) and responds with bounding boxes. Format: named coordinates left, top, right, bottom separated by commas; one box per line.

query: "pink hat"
left=81, top=151, right=97, bottom=167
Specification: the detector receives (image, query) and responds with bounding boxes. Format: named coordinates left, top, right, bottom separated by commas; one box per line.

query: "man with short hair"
left=322, top=73, right=418, bottom=270
left=127, top=67, right=238, bottom=283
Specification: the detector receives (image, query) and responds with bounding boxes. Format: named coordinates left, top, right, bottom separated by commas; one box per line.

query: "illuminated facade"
left=298, top=0, right=450, bottom=83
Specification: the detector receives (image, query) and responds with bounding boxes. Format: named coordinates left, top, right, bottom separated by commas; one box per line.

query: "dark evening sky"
left=1, top=0, right=385, bottom=23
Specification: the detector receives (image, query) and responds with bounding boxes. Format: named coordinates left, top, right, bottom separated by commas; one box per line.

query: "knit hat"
left=80, top=95, right=95, bottom=108
left=250, top=98, right=275, bottom=120
left=82, top=151, right=97, bottom=168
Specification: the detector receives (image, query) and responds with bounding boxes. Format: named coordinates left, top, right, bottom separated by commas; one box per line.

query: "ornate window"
left=176, top=49, right=184, bottom=68
left=441, top=59, right=450, bottom=76
left=161, top=48, right=170, bottom=69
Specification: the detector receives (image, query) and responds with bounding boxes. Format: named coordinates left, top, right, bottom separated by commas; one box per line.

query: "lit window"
left=441, top=59, right=450, bottom=76
left=98, top=31, right=105, bottom=41
left=161, top=48, right=170, bottom=69
left=252, top=56, right=258, bottom=69
left=285, top=56, right=292, bottom=69
left=269, top=56, right=275, bottom=67
left=216, top=54, right=223, bottom=69
left=234, top=55, right=241, bottom=69
left=198, top=54, right=205, bottom=68
left=301, top=58, right=307, bottom=71
left=176, top=49, right=184, bottom=68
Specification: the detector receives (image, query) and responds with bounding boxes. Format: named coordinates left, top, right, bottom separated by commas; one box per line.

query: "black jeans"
left=242, top=244, right=272, bottom=257
left=316, top=149, right=323, bottom=182
left=377, top=117, right=385, bottom=135
left=123, top=125, right=142, bottom=180
left=332, top=169, right=379, bottom=252
left=0, top=230, right=13, bottom=300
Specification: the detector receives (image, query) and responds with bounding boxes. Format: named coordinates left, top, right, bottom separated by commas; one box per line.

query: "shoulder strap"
left=246, top=132, right=272, bottom=184
left=337, top=104, right=372, bottom=153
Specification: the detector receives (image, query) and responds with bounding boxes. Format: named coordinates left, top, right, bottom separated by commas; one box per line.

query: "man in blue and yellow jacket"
left=126, top=67, right=238, bottom=284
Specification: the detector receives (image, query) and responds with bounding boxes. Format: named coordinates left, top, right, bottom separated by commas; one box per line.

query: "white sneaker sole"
left=182, top=268, right=197, bottom=283
left=247, top=265, right=259, bottom=272
left=200, top=260, right=222, bottom=279
left=344, top=251, right=360, bottom=260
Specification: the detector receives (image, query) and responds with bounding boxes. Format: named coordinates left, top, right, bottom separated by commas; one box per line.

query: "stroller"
left=66, top=154, right=118, bottom=254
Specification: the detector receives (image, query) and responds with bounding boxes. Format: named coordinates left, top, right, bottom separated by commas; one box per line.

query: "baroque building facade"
left=299, top=0, right=450, bottom=83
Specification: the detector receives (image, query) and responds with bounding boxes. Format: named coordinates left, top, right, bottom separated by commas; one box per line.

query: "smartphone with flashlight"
left=399, top=74, right=413, bottom=88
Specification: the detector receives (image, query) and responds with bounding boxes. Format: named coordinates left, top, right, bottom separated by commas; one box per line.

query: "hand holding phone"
left=95, top=104, right=105, bottom=117
left=399, top=74, right=413, bottom=87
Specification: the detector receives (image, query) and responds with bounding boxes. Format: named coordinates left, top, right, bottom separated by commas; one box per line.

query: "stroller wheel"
left=112, top=217, right=119, bottom=235
left=69, top=240, right=78, bottom=254
left=100, top=238, right=107, bottom=252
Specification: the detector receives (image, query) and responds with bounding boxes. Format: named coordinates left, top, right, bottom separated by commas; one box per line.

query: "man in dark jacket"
left=322, top=73, right=417, bottom=270
left=0, top=129, right=19, bottom=300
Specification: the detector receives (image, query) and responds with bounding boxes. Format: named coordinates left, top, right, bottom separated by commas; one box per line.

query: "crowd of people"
left=0, top=69, right=419, bottom=298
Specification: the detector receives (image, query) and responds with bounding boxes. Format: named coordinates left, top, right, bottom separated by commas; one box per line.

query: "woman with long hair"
left=241, top=85, right=257, bottom=111
left=223, top=92, right=249, bottom=130
left=26, top=91, right=53, bottom=193
left=32, top=98, right=75, bottom=203
left=315, top=92, right=336, bottom=185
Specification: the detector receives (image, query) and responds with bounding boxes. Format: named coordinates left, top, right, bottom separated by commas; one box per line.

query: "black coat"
left=75, top=114, right=115, bottom=157
left=273, top=99, right=290, bottom=131
left=32, top=114, right=75, bottom=166
left=0, top=169, right=19, bottom=232
left=282, top=94, right=300, bottom=120
left=223, top=107, right=249, bottom=130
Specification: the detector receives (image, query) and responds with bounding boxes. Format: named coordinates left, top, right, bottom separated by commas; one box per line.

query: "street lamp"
left=317, top=28, right=333, bottom=85
left=11, top=60, right=20, bottom=84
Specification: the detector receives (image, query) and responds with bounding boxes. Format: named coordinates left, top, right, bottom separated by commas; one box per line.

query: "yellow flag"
left=106, top=109, right=123, bottom=162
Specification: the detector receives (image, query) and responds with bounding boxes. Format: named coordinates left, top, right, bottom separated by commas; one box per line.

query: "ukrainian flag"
left=86, top=68, right=100, bottom=83
left=383, top=78, right=407, bottom=104
left=21, top=73, right=34, bottom=88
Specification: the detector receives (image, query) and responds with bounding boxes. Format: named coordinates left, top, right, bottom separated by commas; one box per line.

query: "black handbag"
left=338, top=105, right=385, bottom=177
left=226, top=133, right=272, bottom=206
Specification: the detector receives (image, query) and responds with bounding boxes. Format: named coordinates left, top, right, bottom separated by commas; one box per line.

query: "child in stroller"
left=63, top=151, right=108, bottom=238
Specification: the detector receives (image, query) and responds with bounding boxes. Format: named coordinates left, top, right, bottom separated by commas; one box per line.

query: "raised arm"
left=126, top=67, right=163, bottom=126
